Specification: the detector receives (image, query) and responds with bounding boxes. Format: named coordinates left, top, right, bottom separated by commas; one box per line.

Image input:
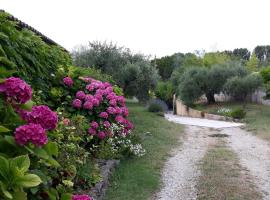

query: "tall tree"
left=246, top=52, right=259, bottom=72
left=232, top=48, right=250, bottom=61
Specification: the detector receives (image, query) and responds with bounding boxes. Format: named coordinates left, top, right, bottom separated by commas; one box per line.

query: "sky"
left=1, top=0, right=270, bottom=58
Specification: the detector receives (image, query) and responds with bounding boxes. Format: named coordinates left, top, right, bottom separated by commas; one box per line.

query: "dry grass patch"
left=197, top=139, right=262, bottom=200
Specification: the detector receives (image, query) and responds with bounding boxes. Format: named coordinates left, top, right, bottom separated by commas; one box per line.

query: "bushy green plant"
left=0, top=155, right=42, bottom=200
left=230, top=108, right=246, bottom=119
left=155, top=81, right=174, bottom=108
left=224, top=73, right=262, bottom=101
left=148, top=104, right=164, bottom=113
left=0, top=12, right=71, bottom=94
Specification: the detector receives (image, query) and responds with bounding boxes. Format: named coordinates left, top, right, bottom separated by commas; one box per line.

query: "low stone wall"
left=89, top=159, right=120, bottom=200
left=174, top=98, right=233, bottom=121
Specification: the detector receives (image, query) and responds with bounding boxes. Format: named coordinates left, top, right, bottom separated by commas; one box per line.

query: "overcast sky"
left=1, top=0, right=270, bottom=57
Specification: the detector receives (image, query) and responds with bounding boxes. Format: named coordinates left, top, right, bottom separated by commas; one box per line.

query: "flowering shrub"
left=0, top=77, right=32, bottom=104
left=63, top=77, right=133, bottom=141
left=14, top=123, right=48, bottom=146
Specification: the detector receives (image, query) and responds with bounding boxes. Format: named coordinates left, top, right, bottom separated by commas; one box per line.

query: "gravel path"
left=165, top=114, right=244, bottom=128
left=154, top=126, right=216, bottom=200
left=222, top=127, right=270, bottom=200
left=154, top=115, right=261, bottom=200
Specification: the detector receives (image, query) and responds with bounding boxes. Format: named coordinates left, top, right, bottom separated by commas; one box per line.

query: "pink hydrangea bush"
left=0, top=77, right=58, bottom=147
left=23, top=105, right=58, bottom=130
left=65, top=77, right=133, bottom=140
left=0, top=77, right=32, bottom=104
left=14, top=123, right=48, bottom=147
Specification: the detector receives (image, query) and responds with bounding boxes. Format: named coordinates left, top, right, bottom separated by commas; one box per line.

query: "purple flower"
left=72, top=194, right=92, bottom=200
left=114, top=107, right=122, bottom=114
left=86, top=84, right=95, bottom=91
left=92, top=98, right=100, bottom=106
left=25, top=105, right=58, bottom=130
left=63, top=77, right=73, bottom=87
left=103, top=121, right=111, bottom=128
left=72, top=99, right=82, bottom=109
left=104, top=82, right=111, bottom=88
left=107, top=106, right=116, bottom=115
left=90, top=121, right=99, bottom=129
left=88, top=128, right=97, bottom=135
left=106, top=92, right=116, bottom=100
left=99, top=112, right=108, bottom=119
left=109, top=99, right=117, bottom=106
left=115, top=115, right=125, bottom=124
left=121, top=107, right=129, bottom=117
left=83, top=101, right=93, bottom=110
left=98, top=131, right=106, bottom=139
left=76, top=91, right=86, bottom=100
left=117, top=96, right=126, bottom=106
left=0, top=77, right=32, bottom=104
left=85, top=94, right=94, bottom=101
left=94, top=94, right=103, bottom=101
left=14, top=123, right=47, bottom=147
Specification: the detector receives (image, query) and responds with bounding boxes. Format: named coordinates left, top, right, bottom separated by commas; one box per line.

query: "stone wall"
left=174, top=98, right=233, bottom=121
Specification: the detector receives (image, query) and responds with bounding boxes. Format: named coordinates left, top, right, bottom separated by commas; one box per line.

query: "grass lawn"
left=194, top=102, right=270, bottom=140
left=197, top=139, right=261, bottom=200
left=104, top=102, right=184, bottom=200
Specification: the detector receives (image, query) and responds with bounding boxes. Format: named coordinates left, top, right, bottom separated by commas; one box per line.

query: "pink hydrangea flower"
left=104, top=82, right=111, bottom=88
left=88, top=128, right=97, bottom=135
left=121, top=107, right=129, bottom=117
left=63, top=118, right=70, bottom=126
left=0, top=77, right=32, bottom=104
left=99, top=112, right=108, bottom=119
left=63, top=77, right=73, bottom=87
left=98, top=131, right=106, bottom=139
left=115, top=115, right=125, bottom=124
left=85, top=94, right=94, bottom=101
left=106, top=92, right=116, bottom=100
left=103, top=121, right=111, bottom=128
left=86, top=84, right=95, bottom=91
left=92, top=98, right=100, bottom=106
left=83, top=101, right=93, bottom=110
left=114, top=107, right=122, bottom=114
left=105, top=87, right=113, bottom=93
left=72, top=99, right=82, bottom=108
left=107, top=107, right=116, bottom=115
left=76, top=91, right=86, bottom=100
left=14, top=123, right=47, bottom=147
left=25, top=105, right=58, bottom=130
left=94, top=94, right=103, bottom=101
left=72, top=194, right=92, bottom=200
left=90, top=121, right=99, bottom=129
left=109, top=99, right=117, bottom=106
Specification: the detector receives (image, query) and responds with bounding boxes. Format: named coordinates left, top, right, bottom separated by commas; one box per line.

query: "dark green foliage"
left=73, top=41, right=159, bottom=102
left=260, top=67, right=270, bottom=83
left=155, top=81, right=174, bottom=108
left=0, top=12, right=71, bottom=93
left=177, top=67, right=207, bottom=105
left=223, top=73, right=262, bottom=101
left=254, top=45, right=270, bottom=66
left=148, top=103, right=164, bottom=113
left=230, top=108, right=246, bottom=119
left=232, top=48, right=250, bottom=61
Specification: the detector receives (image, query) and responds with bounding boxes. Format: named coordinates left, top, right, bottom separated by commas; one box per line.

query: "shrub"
left=147, top=99, right=168, bottom=113
left=224, top=73, right=262, bottom=101
left=155, top=81, right=174, bottom=108
left=230, top=108, right=246, bottom=119
left=0, top=11, right=71, bottom=94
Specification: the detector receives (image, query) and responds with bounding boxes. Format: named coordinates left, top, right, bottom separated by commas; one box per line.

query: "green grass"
left=197, top=140, right=261, bottom=200
left=104, top=102, right=184, bottom=200
left=195, top=102, right=270, bottom=140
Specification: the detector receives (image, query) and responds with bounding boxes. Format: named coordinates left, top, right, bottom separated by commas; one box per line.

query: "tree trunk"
left=206, top=93, right=215, bottom=104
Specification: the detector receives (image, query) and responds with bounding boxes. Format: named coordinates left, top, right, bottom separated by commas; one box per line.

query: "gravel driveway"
left=154, top=114, right=270, bottom=200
